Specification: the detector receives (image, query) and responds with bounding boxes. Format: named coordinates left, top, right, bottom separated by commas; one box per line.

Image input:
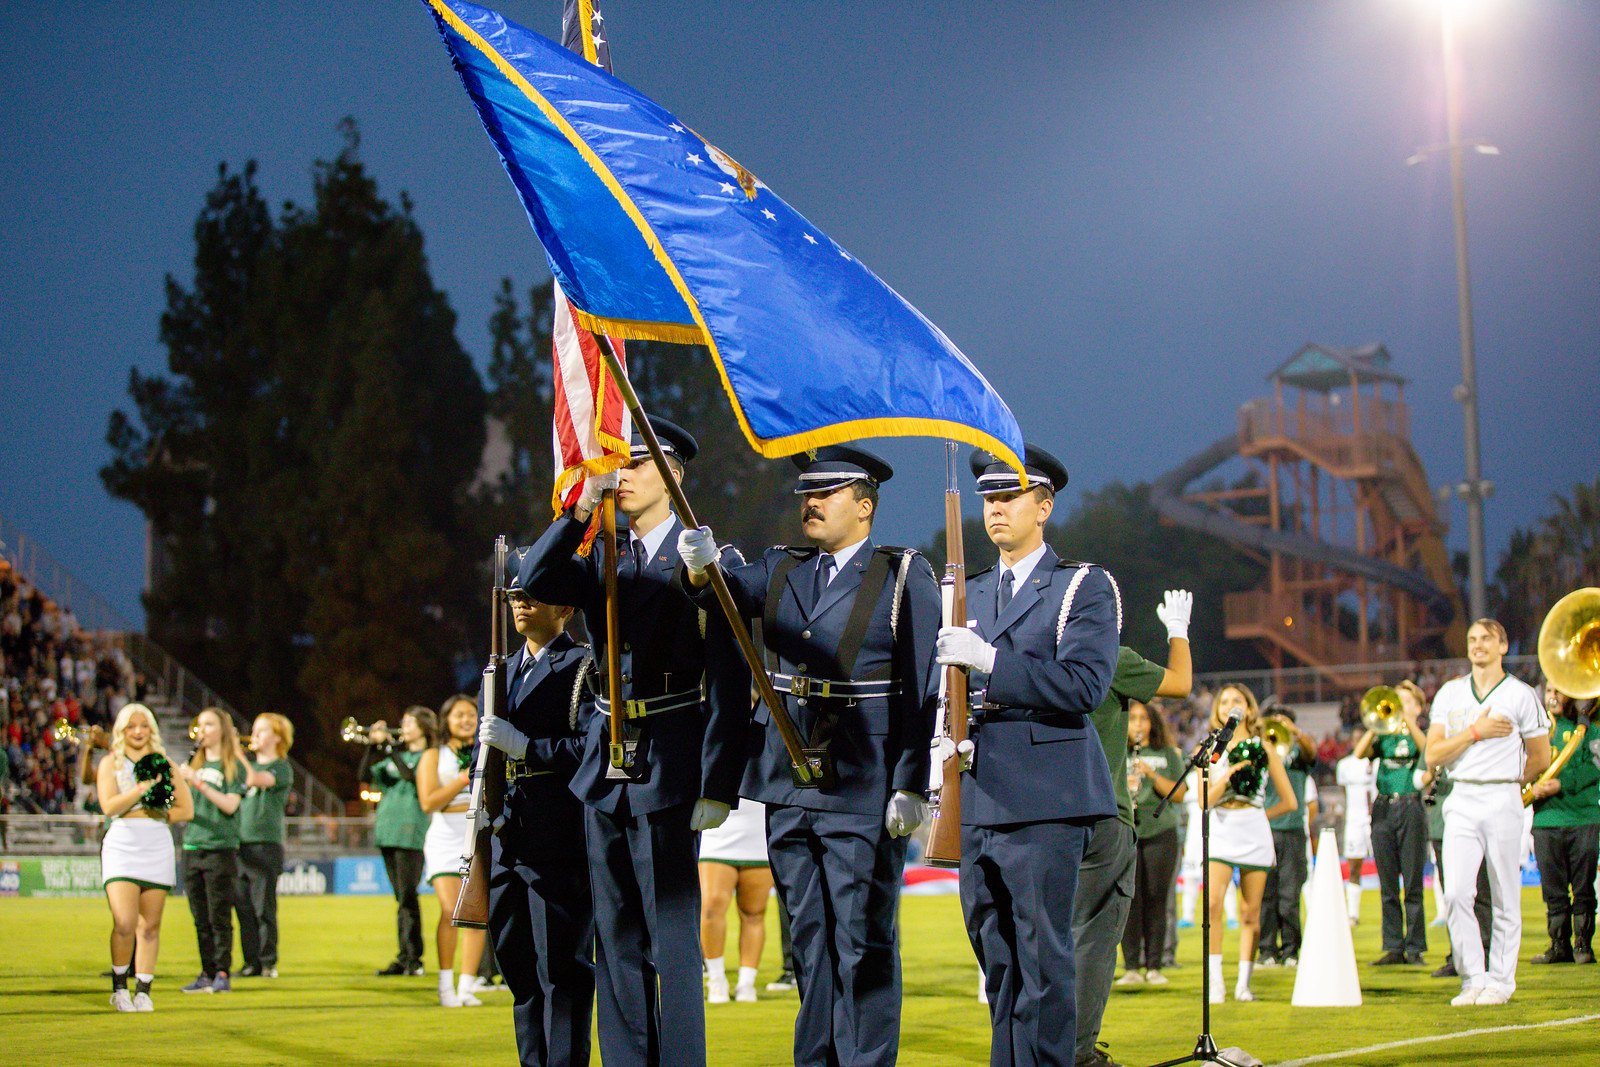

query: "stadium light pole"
left=1408, top=0, right=1496, bottom=623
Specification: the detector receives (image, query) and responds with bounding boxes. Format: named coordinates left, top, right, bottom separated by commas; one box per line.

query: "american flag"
left=550, top=0, right=628, bottom=520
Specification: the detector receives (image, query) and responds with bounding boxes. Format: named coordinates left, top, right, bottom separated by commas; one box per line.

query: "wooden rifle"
left=452, top=535, right=509, bottom=929
left=923, top=442, right=968, bottom=868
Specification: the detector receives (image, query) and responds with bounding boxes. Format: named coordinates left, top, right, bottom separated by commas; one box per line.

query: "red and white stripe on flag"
left=551, top=277, right=631, bottom=516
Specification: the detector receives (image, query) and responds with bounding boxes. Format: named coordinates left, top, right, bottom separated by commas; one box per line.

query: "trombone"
left=1360, top=685, right=1406, bottom=736
left=1523, top=587, right=1600, bottom=806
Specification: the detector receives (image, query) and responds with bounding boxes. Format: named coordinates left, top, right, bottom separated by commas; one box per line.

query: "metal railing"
left=1193, top=653, right=1539, bottom=706
left=0, top=814, right=376, bottom=859
left=0, top=511, right=346, bottom=817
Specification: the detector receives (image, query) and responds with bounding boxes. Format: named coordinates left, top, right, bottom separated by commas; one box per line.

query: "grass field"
left=2, top=887, right=1597, bottom=1066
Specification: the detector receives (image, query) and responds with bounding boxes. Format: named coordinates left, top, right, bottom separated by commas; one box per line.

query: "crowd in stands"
left=2, top=563, right=141, bottom=815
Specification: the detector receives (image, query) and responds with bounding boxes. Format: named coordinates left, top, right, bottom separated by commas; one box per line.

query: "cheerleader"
left=98, top=702, right=194, bottom=1012
left=174, top=707, right=248, bottom=994
left=698, top=798, right=774, bottom=1003
left=1203, top=684, right=1297, bottom=1002
left=419, top=693, right=484, bottom=1007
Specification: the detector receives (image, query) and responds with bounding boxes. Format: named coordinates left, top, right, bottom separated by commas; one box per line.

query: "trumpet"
left=1261, top=717, right=1297, bottom=762
left=340, top=717, right=384, bottom=745
left=1360, top=685, right=1406, bottom=735
left=1522, top=587, right=1600, bottom=806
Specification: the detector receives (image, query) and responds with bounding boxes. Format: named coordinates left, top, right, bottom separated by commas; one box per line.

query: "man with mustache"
left=678, top=445, right=939, bottom=1067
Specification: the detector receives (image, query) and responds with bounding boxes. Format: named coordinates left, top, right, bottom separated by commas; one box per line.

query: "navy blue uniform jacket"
left=710, top=541, right=940, bottom=817
left=495, top=632, right=592, bottom=871
left=962, top=548, right=1120, bottom=825
left=518, top=512, right=748, bottom=816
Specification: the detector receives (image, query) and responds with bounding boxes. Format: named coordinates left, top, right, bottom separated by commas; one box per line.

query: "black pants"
left=1372, top=795, right=1429, bottom=953
left=184, top=847, right=237, bottom=977
left=1261, top=828, right=1307, bottom=959
left=235, top=841, right=285, bottom=969
left=1533, top=823, right=1600, bottom=930
left=1122, top=827, right=1181, bottom=971
left=382, top=846, right=425, bottom=969
left=1431, top=837, right=1492, bottom=953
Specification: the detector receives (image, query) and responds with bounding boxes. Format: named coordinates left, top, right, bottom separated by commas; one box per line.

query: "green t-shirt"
left=1092, top=646, right=1168, bottom=829
left=1266, top=759, right=1311, bottom=833
left=183, top=758, right=246, bottom=851
left=239, top=757, right=294, bottom=845
left=1531, top=717, right=1600, bottom=829
left=369, top=748, right=428, bottom=850
left=1372, top=732, right=1425, bottom=796
left=1129, top=744, right=1184, bottom=840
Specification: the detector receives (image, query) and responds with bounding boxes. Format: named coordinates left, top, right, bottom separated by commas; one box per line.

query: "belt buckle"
left=625, top=698, right=648, bottom=720
left=788, top=676, right=811, bottom=699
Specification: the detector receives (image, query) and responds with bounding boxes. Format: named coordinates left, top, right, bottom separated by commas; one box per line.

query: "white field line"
left=1271, top=1012, right=1600, bottom=1066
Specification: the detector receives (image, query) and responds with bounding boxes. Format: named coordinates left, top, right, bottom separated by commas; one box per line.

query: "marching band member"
left=175, top=707, right=247, bottom=994
left=99, top=702, right=193, bottom=1011
left=679, top=444, right=939, bottom=1067
left=1119, top=700, right=1188, bottom=987
left=1526, top=683, right=1597, bottom=965
left=236, top=713, right=294, bottom=978
left=1203, top=684, right=1297, bottom=1003
left=362, top=708, right=432, bottom=978
left=1354, top=681, right=1431, bottom=965
left=1425, top=618, right=1550, bottom=1006
left=419, top=693, right=485, bottom=1007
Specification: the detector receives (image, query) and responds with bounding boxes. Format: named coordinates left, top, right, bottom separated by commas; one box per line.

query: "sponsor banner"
left=0, top=856, right=104, bottom=897
left=333, top=855, right=433, bottom=897
left=277, top=860, right=333, bottom=896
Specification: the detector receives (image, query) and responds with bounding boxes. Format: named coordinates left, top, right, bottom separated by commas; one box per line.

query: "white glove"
left=937, top=627, right=997, bottom=674
left=676, top=526, right=719, bottom=576
left=936, top=736, right=976, bottom=771
left=577, top=469, right=621, bottom=514
left=478, top=716, right=529, bottom=761
left=1156, top=589, right=1193, bottom=642
left=885, top=790, right=929, bottom=838
left=690, top=798, right=731, bottom=832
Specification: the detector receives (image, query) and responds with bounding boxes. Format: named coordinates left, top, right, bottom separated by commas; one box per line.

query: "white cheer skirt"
left=424, top=809, right=471, bottom=882
left=101, top=818, right=176, bottom=889
left=699, top=799, right=769, bottom=864
left=1342, top=817, right=1371, bottom=859
left=1209, top=805, right=1275, bottom=871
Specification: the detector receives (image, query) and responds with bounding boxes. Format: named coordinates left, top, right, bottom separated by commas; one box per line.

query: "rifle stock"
left=924, top=446, right=968, bottom=869
left=453, top=536, right=509, bottom=929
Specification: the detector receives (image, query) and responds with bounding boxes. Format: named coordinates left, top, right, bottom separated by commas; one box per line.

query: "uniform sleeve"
left=1518, top=686, right=1550, bottom=739
left=270, top=759, right=294, bottom=796
left=698, top=546, right=755, bottom=805
left=889, top=554, right=941, bottom=797
left=517, top=513, right=597, bottom=609
left=683, top=548, right=772, bottom=620
left=1112, top=646, right=1166, bottom=705
left=984, top=566, right=1119, bottom=717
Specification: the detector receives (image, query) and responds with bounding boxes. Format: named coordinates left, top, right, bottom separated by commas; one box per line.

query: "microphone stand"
left=1149, top=719, right=1258, bottom=1067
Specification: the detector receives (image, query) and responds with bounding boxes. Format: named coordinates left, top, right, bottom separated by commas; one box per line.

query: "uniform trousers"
left=1370, top=794, right=1428, bottom=954
left=490, top=803, right=595, bottom=1067
left=1073, top=819, right=1134, bottom=1062
left=183, top=847, right=237, bottom=977
left=1261, top=828, right=1308, bottom=961
left=1442, top=783, right=1523, bottom=994
left=380, top=846, right=426, bottom=969
left=235, top=841, right=284, bottom=969
left=586, top=801, right=704, bottom=1067
left=1122, top=827, right=1181, bottom=972
left=767, top=804, right=905, bottom=1067
left=1531, top=823, right=1599, bottom=942
left=963, top=818, right=1091, bottom=1067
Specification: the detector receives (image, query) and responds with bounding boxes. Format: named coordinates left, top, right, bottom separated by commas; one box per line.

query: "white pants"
left=1441, top=783, right=1523, bottom=995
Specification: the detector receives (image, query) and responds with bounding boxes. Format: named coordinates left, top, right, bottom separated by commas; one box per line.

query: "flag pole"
left=599, top=490, right=633, bottom=772
left=598, top=339, right=821, bottom=785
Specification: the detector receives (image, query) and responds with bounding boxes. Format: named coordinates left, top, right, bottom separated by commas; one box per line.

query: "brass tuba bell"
left=1538, top=587, right=1600, bottom=701
left=1360, top=685, right=1405, bottom=735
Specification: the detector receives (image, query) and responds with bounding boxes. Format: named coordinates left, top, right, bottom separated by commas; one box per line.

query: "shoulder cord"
left=1054, top=564, right=1123, bottom=645
left=889, top=548, right=916, bottom=640
left=570, top=649, right=597, bottom=733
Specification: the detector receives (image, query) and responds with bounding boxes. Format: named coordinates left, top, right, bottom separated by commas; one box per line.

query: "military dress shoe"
left=1372, top=951, right=1407, bottom=966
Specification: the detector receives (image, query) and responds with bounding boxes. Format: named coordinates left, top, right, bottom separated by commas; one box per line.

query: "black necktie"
left=996, top=569, right=1014, bottom=618
left=625, top=537, right=645, bottom=578
left=513, top=654, right=538, bottom=704
left=811, top=553, right=834, bottom=611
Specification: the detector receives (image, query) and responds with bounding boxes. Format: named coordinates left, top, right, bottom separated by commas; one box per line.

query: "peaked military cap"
left=631, top=416, right=698, bottom=462
left=790, top=444, right=894, bottom=495
left=969, top=445, right=1069, bottom=496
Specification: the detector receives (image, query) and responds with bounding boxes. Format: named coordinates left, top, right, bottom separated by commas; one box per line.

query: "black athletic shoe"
left=1076, top=1043, right=1124, bottom=1067
left=237, top=964, right=261, bottom=978
left=1404, top=952, right=1425, bottom=966
left=1372, top=951, right=1407, bottom=966
left=1432, top=957, right=1457, bottom=978
left=376, top=961, right=408, bottom=976
left=765, top=970, right=797, bottom=991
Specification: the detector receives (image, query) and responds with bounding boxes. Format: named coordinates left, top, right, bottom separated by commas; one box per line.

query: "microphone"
left=1209, top=713, right=1241, bottom=764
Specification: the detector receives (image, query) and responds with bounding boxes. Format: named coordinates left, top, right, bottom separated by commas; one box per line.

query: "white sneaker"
left=263, top=967, right=278, bottom=979
left=707, top=973, right=730, bottom=1004
left=1282, top=957, right=1298, bottom=968
left=1234, top=984, right=1256, bottom=1002
left=1474, top=988, right=1509, bottom=1005
left=110, top=989, right=135, bottom=1012
left=1450, top=986, right=1482, bottom=1006
left=1210, top=984, right=1226, bottom=1004
left=132, top=992, right=154, bottom=1012
left=456, top=989, right=483, bottom=1007
left=439, top=988, right=462, bottom=1008
left=1115, top=970, right=1146, bottom=986
left=1256, top=957, right=1278, bottom=969
left=1146, top=970, right=1169, bottom=986
left=734, top=981, right=757, bottom=1003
